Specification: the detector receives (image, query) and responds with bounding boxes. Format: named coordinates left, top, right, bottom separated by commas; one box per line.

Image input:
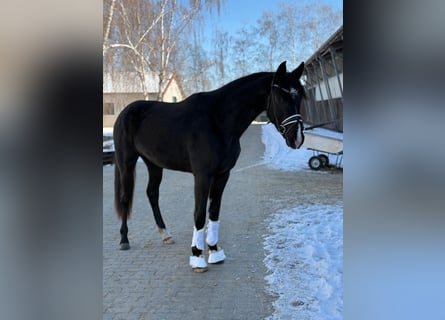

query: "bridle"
left=268, top=84, right=304, bottom=136
left=279, top=114, right=303, bottom=135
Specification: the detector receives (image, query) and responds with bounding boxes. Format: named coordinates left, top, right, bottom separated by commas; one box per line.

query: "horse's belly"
left=219, top=147, right=241, bottom=172
left=152, top=155, right=191, bottom=172
left=136, top=141, right=192, bottom=172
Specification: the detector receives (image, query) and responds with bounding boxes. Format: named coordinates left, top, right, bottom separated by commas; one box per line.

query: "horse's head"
left=267, top=61, right=305, bottom=149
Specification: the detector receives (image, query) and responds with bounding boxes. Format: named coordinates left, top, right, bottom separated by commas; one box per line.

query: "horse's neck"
left=217, top=74, right=272, bottom=138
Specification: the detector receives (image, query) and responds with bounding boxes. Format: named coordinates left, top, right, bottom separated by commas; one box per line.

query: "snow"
left=261, top=123, right=343, bottom=320
left=103, top=127, right=113, bottom=137
left=103, top=128, right=115, bottom=151
left=261, top=123, right=343, bottom=171
left=263, top=204, right=343, bottom=320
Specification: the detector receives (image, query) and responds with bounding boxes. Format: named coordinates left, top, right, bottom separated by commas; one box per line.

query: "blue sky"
left=205, top=0, right=343, bottom=35
left=193, top=0, right=343, bottom=86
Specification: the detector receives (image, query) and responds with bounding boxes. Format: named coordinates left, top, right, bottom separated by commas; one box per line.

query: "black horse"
left=114, top=61, right=305, bottom=272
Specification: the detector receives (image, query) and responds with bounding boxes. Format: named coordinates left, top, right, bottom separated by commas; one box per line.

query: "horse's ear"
left=273, top=61, right=287, bottom=84
left=291, top=62, right=305, bottom=79
left=276, top=61, right=287, bottom=75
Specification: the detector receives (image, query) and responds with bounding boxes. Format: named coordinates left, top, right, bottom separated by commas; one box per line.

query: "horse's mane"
left=184, top=69, right=305, bottom=102
left=215, top=72, right=272, bottom=93
left=182, top=72, right=273, bottom=104
left=212, top=70, right=305, bottom=96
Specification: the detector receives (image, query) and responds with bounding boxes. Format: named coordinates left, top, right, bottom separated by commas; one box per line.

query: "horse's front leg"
left=206, top=171, right=230, bottom=264
left=189, top=174, right=211, bottom=272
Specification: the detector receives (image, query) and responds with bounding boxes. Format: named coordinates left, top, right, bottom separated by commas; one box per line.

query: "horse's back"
left=113, top=96, right=239, bottom=174
left=114, top=100, right=159, bottom=132
left=113, top=100, right=194, bottom=171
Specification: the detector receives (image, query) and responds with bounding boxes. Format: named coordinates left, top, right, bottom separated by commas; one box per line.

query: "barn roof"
left=306, top=25, right=343, bottom=65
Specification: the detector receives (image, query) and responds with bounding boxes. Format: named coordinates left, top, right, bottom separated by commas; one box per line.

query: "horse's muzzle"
left=286, top=126, right=305, bottom=149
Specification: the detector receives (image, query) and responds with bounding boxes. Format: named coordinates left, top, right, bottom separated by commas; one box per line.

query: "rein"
left=303, top=118, right=342, bottom=131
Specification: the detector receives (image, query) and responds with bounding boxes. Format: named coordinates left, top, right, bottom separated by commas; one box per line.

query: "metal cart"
left=303, top=132, right=343, bottom=170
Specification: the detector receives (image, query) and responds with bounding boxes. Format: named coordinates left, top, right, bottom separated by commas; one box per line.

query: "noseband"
left=279, top=114, right=303, bottom=134
left=269, top=84, right=304, bottom=136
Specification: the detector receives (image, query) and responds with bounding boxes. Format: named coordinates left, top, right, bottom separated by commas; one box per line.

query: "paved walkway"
left=103, top=125, right=342, bottom=320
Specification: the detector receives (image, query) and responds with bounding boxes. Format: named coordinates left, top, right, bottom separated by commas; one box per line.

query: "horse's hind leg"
left=189, top=174, right=212, bottom=272
left=145, top=161, right=174, bottom=244
left=207, top=171, right=230, bottom=264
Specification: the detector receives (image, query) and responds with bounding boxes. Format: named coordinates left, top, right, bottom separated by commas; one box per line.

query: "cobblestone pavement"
left=103, top=124, right=342, bottom=320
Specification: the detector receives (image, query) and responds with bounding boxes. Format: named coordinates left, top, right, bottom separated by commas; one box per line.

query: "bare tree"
left=105, top=0, right=164, bottom=99
left=105, top=0, right=222, bottom=100
left=256, top=10, right=279, bottom=71
left=277, top=2, right=342, bottom=63
left=212, top=30, right=230, bottom=86
left=186, top=29, right=214, bottom=92
left=231, top=26, right=256, bottom=77
left=276, top=3, right=301, bottom=67
left=103, top=0, right=116, bottom=56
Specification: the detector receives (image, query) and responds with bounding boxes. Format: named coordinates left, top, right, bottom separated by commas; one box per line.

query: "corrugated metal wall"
left=301, top=26, right=343, bottom=132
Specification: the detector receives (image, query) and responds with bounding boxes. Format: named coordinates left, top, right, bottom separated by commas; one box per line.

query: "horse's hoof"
left=208, top=249, right=225, bottom=264
left=120, top=243, right=130, bottom=250
left=162, top=237, right=175, bottom=245
left=158, top=228, right=174, bottom=244
left=190, top=255, right=208, bottom=272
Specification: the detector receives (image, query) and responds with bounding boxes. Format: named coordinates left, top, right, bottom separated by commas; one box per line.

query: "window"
left=103, top=103, right=114, bottom=115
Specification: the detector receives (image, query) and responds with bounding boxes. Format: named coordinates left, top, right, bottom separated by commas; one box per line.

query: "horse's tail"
left=113, top=105, right=140, bottom=220
left=114, top=161, right=136, bottom=220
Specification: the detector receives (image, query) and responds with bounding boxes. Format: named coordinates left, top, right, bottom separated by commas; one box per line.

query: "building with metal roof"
left=302, top=25, right=343, bottom=132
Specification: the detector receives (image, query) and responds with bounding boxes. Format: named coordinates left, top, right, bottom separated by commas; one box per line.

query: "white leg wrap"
left=208, top=248, right=225, bottom=264
left=191, top=227, right=205, bottom=250
left=189, top=255, right=208, bottom=272
left=206, top=220, right=219, bottom=246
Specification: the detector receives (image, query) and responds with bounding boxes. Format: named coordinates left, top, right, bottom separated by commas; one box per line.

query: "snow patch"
left=261, top=123, right=343, bottom=171
left=264, top=203, right=343, bottom=320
